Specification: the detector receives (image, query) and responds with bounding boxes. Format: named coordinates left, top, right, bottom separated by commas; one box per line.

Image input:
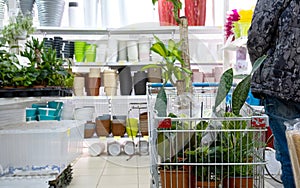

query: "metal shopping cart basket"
left=285, top=119, right=300, bottom=188
left=146, top=83, right=268, bottom=188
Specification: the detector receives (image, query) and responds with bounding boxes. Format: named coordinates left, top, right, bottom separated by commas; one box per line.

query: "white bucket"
left=123, top=140, right=135, bottom=156
left=107, top=141, right=121, bottom=156
left=88, top=142, right=105, bottom=157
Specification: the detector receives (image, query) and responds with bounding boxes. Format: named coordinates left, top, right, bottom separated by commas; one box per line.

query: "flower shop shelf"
left=35, top=26, right=222, bottom=36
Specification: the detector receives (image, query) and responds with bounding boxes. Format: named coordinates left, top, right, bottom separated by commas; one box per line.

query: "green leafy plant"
left=1, top=12, right=34, bottom=46
left=21, top=37, right=74, bottom=87
left=214, top=55, right=267, bottom=115
left=142, top=35, right=192, bottom=87
left=142, top=36, right=193, bottom=117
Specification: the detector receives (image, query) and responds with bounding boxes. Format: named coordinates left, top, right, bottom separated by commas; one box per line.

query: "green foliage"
left=0, top=37, right=74, bottom=88
left=1, top=12, right=35, bottom=45
left=142, top=35, right=192, bottom=87
left=154, top=87, right=167, bottom=117
left=214, top=55, right=267, bottom=115
left=214, top=68, right=233, bottom=112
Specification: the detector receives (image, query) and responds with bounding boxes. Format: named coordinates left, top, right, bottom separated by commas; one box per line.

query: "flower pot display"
left=111, top=119, right=126, bottom=136
left=139, top=112, right=148, bottom=136
left=36, top=0, right=65, bottom=27
left=159, top=169, right=190, bottom=188
left=73, top=76, right=85, bottom=96
left=158, top=0, right=180, bottom=26
left=103, top=69, right=118, bottom=96
left=95, top=115, right=111, bottom=137
left=127, top=40, right=139, bottom=62
left=126, top=118, right=138, bottom=137
left=85, top=44, right=97, bottom=62
left=20, top=0, right=35, bottom=15
left=87, top=77, right=101, bottom=96
left=84, top=122, right=96, bottom=138
left=87, top=68, right=101, bottom=96
left=118, top=66, right=132, bottom=95
left=133, top=71, right=147, bottom=95
left=147, top=67, right=162, bottom=83
left=196, top=178, right=219, bottom=188
left=184, top=0, right=206, bottom=26
left=224, top=177, right=254, bottom=188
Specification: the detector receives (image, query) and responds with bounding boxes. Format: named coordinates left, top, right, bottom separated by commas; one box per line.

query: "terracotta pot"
left=111, top=120, right=126, bottom=136
left=95, top=119, right=111, bottom=136
left=197, top=180, right=219, bottom=188
left=159, top=169, right=191, bottom=188
left=87, top=77, right=101, bottom=96
left=224, top=177, right=253, bottom=188
left=139, top=112, right=148, bottom=136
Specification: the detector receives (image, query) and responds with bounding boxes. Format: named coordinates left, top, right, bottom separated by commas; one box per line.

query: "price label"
left=99, top=136, right=106, bottom=140
left=67, top=128, right=71, bottom=137
left=114, top=136, right=121, bottom=140
left=118, top=61, right=126, bottom=65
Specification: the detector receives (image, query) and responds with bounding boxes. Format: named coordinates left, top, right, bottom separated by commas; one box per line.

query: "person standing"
left=247, top=0, right=299, bottom=187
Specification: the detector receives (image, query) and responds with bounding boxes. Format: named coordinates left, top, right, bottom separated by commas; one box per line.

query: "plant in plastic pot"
left=1, top=12, right=34, bottom=53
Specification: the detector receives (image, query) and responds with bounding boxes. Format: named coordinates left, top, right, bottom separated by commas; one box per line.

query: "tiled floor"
left=67, top=140, right=151, bottom=188
left=68, top=139, right=283, bottom=188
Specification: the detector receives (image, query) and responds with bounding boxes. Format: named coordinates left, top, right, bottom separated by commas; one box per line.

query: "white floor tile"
left=72, top=156, right=107, bottom=169
left=68, top=175, right=100, bottom=188
left=73, top=168, right=102, bottom=177
left=97, top=184, right=139, bottom=188
left=101, top=165, right=138, bottom=175
left=98, top=175, right=138, bottom=186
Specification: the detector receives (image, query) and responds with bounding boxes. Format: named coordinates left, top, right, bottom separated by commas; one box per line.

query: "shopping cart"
left=285, top=119, right=300, bottom=188
left=147, top=83, right=268, bottom=188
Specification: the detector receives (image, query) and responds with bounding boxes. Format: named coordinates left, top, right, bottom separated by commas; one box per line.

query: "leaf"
left=214, top=68, right=233, bottom=111
left=232, top=75, right=251, bottom=115
left=173, top=66, right=182, bottom=80
left=140, top=64, right=161, bottom=71
left=168, top=39, right=176, bottom=52
left=154, top=87, right=167, bottom=117
left=152, top=0, right=158, bottom=5
left=250, top=55, right=267, bottom=75
left=150, top=42, right=167, bottom=58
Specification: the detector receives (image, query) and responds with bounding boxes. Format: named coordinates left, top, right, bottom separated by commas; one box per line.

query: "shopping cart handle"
left=147, top=83, right=173, bottom=87
left=192, top=82, right=219, bottom=87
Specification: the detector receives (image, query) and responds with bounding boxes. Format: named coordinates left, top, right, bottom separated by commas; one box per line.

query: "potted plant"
left=210, top=55, right=267, bottom=187
left=1, top=12, right=35, bottom=53
left=142, top=35, right=192, bottom=118
left=157, top=113, right=195, bottom=188
left=184, top=120, right=225, bottom=187
left=21, top=37, right=74, bottom=88
left=0, top=36, right=74, bottom=97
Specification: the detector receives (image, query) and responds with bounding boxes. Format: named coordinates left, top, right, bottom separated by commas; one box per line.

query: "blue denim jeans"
left=263, top=95, right=300, bottom=188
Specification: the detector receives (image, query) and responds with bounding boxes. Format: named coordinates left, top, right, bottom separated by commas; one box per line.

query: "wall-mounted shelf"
left=34, top=26, right=223, bottom=36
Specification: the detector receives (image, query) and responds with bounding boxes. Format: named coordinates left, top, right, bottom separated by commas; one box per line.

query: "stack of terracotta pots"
left=87, top=68, right=101, bottom=96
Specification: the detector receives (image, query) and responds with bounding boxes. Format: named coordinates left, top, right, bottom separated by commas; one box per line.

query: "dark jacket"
left=247, top=0, right=300, bottom=102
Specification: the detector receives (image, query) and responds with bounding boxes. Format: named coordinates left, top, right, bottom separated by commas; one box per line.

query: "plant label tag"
left=16, top=54, right=31, bottom=67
